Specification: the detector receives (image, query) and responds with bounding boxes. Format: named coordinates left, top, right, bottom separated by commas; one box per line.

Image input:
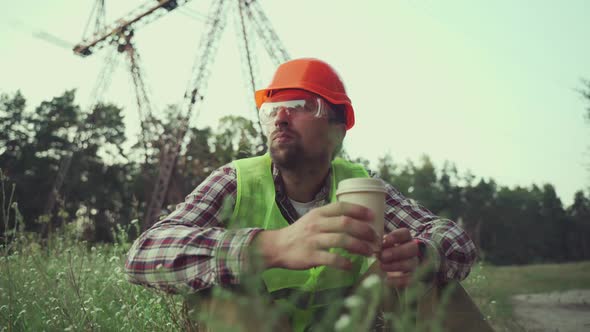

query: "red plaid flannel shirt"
left=125, top=162, right=477, bottom=292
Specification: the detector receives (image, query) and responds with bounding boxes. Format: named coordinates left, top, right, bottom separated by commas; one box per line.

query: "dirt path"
left=512, top=289, right=590, bottom=332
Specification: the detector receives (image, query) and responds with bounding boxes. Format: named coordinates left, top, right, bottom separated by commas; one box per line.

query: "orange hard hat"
left=255, top=58, right=355, bottom=130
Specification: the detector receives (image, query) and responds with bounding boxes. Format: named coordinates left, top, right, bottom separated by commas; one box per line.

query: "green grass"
left=0, top=230, right=192, bottom=332
left=2, top=228, right=589, bottom=331
left=463, top=260, right=590, bottom=331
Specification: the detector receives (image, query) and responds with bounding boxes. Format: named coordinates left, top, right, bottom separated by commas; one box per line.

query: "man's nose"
left=274, top=108, right=290, bottom=127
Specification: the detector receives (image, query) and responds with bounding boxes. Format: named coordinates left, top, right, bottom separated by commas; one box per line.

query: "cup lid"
left=336, top=178, right=387, bottom=196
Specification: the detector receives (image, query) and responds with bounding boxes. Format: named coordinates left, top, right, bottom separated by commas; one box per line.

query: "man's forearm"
left=125, top=223, right=262, bottom=292
left=415, top=220, right=478, bottom=282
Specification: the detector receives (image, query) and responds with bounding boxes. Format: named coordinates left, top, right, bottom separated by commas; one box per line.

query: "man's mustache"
left=270, top=128, right=297, bottom=140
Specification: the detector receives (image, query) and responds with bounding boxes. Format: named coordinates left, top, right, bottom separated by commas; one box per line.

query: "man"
left=126, top=58, right=487, bottom=331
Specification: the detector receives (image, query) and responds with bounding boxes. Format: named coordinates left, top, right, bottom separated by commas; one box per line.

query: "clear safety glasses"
left=259, top=96, right=334, bottom=126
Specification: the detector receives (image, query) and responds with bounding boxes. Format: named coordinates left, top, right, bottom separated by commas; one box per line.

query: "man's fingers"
left=313, top=251, right=352, bottom=270
left=379, top=239, right=418, bottom=262
left=380, top=256, right=419, bottom=273
left=314, top=216, right=378, bottom=243
left=318, top=202, right=374, bottom=221
left=314, top=233, right=373, bottom=256
left=382, top=228, right=412, bottom=247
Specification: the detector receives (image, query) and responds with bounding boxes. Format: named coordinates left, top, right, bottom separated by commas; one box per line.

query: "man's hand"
left=253, top=202, right=378, bottom=271
left=378, top=228, right=419, bottom=288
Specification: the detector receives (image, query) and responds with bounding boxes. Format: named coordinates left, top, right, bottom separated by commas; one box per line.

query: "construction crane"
left=60, top=0, right=290, bottom=231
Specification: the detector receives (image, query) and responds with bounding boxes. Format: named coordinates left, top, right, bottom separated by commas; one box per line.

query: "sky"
left=0, top=0, right=588, bottom=206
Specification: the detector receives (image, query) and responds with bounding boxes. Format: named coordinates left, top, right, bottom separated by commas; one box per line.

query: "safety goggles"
left=259, top=91, right=335, bottom=127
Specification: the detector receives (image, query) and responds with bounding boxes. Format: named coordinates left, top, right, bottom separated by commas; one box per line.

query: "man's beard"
left=269, top=141, right=304, bottom=170
left=269, top=140, right=333, bottom=172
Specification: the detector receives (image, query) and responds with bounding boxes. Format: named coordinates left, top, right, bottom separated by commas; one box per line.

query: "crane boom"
left=74, top=0, right=192, bottom=57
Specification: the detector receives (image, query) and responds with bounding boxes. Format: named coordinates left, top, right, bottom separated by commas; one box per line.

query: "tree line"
left=1, top=89, right=589, bottom=265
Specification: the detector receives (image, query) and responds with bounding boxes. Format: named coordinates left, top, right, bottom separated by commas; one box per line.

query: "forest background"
left=1, top=85, right=590, bottom=266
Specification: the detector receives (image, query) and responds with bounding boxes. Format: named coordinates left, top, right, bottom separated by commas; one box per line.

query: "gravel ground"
left=512, top=289, right=590, bottom=332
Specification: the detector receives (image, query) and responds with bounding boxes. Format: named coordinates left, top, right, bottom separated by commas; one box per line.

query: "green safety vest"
left=230, top=154, right=371, bottom=331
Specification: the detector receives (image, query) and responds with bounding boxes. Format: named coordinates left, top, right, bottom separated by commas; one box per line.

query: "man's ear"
left=331, top=123, right=346, bottom=148
left=331, top=124, right=347, bottom=160
left=338, top=124, right=346, bottom=141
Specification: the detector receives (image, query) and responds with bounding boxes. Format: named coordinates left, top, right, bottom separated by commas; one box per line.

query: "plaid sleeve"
left=125, top=164, right=263, bottom=293
left=381, top=181, right=478, bottom=283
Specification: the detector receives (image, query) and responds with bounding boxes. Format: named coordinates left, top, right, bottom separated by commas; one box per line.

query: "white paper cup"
left=336, top=178, right=387, bottom=252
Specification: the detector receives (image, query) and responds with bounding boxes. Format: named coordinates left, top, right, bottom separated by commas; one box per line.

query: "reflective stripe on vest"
left=231, top=154, right=371, bottom=327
